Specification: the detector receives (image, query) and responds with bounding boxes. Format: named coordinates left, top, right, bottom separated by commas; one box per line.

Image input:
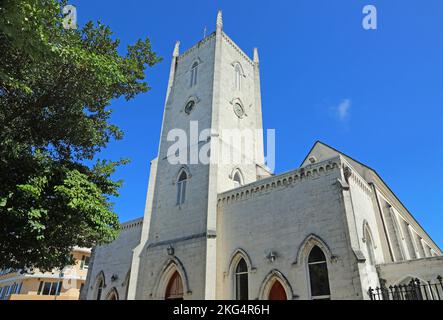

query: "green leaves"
left=0, top=0, right=159, bottom=271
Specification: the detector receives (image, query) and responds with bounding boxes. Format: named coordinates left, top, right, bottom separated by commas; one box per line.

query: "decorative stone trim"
left=120, top=218, right=143, bottom=231
left=221, top=32, right=254, bottom=66
left=147, top=232, right=208, bottom=249
left=341, top=162, right=373, bottom=196
left=217, top=158, right=341, bottom=207
left=257, top=269, right=296, bottom=300
left=353, top=249, right=366, bottom=262
left=152, top=257, right=192, bottom=298
left=225, top=248, right=257, bottom=277
left=177, top=33, right=216, bottom=60
left=292, top=233, right=337, bottom=266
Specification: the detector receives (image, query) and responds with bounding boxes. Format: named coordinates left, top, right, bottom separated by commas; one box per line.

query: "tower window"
left=233, top=170, right=243, bottom=187
left=308, top=246, right=331, bottom=300
left=234, top=258, right=248, bottom=300
left=235, top=64, right=242, bottom=90
left=176, top=170, right=188, bottom=205
left=190, top=62, right=198, bottom=87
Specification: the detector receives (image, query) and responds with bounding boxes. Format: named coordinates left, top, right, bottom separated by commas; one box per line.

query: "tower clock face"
left=233, top=103, right=245, bottom=118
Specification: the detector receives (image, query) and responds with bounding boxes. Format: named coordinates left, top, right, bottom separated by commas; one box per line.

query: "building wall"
left=134, top=34, right=217, bottom=300
left=133, top=22, right=265, bottom=299
left=377, top=256, right=443, bottom=285
left=0, top=248, right=90, bottom=300
left=343, top=161, right=383, bottom=298
left=84, top=218, right=142, bottom=300
left=216, top=157, right=364, bottom=300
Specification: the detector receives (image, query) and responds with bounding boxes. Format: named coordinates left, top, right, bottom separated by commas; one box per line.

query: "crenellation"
left=218, top=157, right=342, bottom=206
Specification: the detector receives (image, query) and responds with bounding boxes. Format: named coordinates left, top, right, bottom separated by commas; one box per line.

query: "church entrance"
left=268, top=281, right=287, bottom=300
left=165, top=271, right=184, bottom=300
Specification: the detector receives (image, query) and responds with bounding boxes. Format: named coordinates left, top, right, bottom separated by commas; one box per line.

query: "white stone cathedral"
left=82, top=11, right=442, bottom=301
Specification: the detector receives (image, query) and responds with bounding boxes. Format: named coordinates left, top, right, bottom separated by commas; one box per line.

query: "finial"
left=216, top=10, right=223, bottom=30
left=173, top=40, right=180, bottom=57
left=253, top=48, right=259, bottom=63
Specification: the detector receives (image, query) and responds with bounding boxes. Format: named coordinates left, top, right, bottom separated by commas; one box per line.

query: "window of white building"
left=308, top=246, right=331, bottom=300
left=176, top=170, right=188, bottom=205
left=234, top=258, right=248, bottom=300
left=235, top=63, right=242, bottom=90
left=190, top=62, right=198, bottom=87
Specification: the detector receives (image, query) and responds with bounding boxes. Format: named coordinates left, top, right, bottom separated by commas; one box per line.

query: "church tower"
left=128, top=11, right=266, bottom=299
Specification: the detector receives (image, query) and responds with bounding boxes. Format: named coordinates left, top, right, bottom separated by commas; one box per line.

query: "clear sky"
left=71, top=0, right=443, bottom=248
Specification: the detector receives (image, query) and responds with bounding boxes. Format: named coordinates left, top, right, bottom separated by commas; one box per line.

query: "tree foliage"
left=0, top=0, right=161, bottom=270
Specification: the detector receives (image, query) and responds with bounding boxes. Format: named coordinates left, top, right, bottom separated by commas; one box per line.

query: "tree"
left=0, top=0, right=161, bottom=271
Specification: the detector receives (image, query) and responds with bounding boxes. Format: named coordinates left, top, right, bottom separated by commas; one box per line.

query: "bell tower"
left=128, top=11, right=266, bottom=299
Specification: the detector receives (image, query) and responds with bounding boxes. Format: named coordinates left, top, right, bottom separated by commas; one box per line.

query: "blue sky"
left=71, top=0, right=443, bottom=248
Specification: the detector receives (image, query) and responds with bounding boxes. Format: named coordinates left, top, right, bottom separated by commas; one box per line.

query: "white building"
left=82, top=12, right=443, bottom=301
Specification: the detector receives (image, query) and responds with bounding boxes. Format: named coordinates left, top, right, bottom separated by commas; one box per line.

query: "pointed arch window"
left=190, top=62, right=198, bottom=87
left=232, top=170, right=243, bottom=187
left=364, top=227, right=376, bottom=265
left=96, top=278, right=104, bottom=300
left=165, top=271, right=184, bottom=300
left=235, top=63, right=242, bottom=90
left=234, top=258, right=248, bottom=300
left=308, top=246, right=331, bottom=300
left=176, top=170, right=188, bottom=205
left=390, top=211, right=405, bottom=260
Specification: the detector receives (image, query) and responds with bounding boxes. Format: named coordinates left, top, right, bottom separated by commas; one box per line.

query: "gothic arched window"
left=96, top=278, right=103, bottom=300
left=176, top=170, right=188, bottom=205
left=390, top=211, right=405, bottom=260
left=364, top=227, right=376, bottom=265
left=235, top=63, right=242, bottom=90
left=233, top=170, right=243, bottom=187
left=235, top=258, right=248, bottom=300
left=308, top=246, right=331, bottom=300
left=190, top=62, right=198, bottom=87
left=165, top=271, right=184, bottom=300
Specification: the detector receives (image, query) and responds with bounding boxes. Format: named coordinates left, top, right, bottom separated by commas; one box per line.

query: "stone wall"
left=83, top=218, right=142, bottom=300
left=216, top=157, right=364, bottom=299
left=377, top=256, right=443, bottom=285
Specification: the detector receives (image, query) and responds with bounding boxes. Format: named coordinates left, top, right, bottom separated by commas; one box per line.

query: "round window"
left=185, top=100, right=195, bottom=114
left=233, top=103, right=245, bottom=118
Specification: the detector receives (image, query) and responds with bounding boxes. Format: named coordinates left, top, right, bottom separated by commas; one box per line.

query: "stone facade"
left=82, top=218, right=142, bottom=300
left=82, top=11, right=443, bottom=300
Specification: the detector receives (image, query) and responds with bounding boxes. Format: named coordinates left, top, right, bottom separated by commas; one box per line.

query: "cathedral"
left=81, top=11, right=442, bottom=300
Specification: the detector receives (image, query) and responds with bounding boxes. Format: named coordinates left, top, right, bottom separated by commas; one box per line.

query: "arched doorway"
left=268, top=280, right=287, bottom=300
left=165, top=271, right=184, bottom=300
left=106, top=288, right=119, bottom=300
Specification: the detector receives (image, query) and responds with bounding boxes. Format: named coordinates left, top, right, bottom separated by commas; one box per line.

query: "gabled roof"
left=301, top=141, right=441, bottom=253
left=301, top=140, right=375, bottom=176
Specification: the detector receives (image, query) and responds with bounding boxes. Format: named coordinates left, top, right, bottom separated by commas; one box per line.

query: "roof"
left=301, top=141, right=441, bottom=253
